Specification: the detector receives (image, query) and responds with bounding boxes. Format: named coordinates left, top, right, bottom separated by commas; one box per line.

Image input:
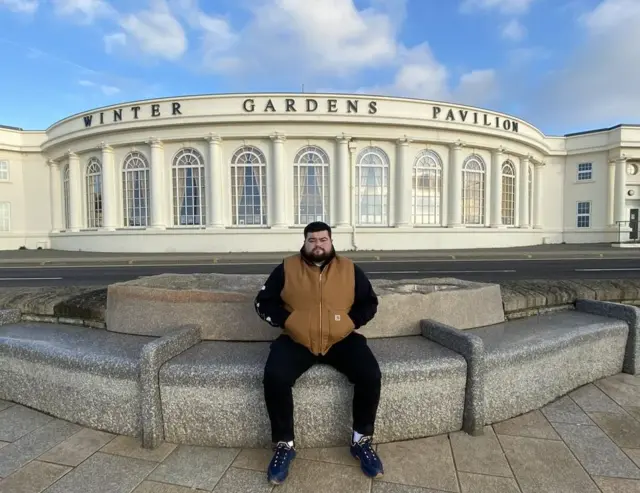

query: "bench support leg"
left=139, top=325, right=202, bottom=449
left=421, top=320, right=486, bottom=436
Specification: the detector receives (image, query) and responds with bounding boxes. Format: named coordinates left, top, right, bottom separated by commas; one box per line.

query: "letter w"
left=83, top=115, right=93, bottom=127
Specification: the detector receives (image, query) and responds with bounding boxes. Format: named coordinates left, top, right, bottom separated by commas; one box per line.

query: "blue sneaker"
left=267, top=441, right=296, bottom=485
left=350, top=436, right=384, bottom=478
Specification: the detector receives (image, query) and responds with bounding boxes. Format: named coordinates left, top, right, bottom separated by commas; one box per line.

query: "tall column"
left=607, top=159, right=616, bottom=227
left=270, top=132, right=287, bottom=227
left=447, top=141, right=464, bottom=227
left=490, top=147, right=504, bottom=227
left=100, top=143, right=117, bottom=230
left=395, top=137, right=412, bottom=227
left=148, top=138, right=166, bottom=229
left=67, top=151, right=82, bottom=232
left=533, top=162, right=545, bottom=229
left=519, top=155, right=530, bottom=228
left=336, top=135, right=351, bottom=227
left=206, top=133, right=224, bottom=228
left=614, top=155, right=628, bottom=225
left=48, top=160, right=63, bottom=232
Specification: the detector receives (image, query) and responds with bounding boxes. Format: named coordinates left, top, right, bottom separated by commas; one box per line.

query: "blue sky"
left=0, top=0, right=638, bottom=136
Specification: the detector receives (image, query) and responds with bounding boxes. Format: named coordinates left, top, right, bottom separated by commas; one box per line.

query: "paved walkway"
left=1, top=374, right=640, bottom=492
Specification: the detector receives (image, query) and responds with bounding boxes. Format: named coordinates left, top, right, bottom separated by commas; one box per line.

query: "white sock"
left=353, top=431, right=364, bottom=443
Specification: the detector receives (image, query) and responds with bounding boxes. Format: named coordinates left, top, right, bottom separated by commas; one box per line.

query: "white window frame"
left=577, top=162, right=592, bottom=181
left=0, top=202, right=10, bottom=231
left=576, top=201, right=591, bottom=228
left=0, top=160, right=9, bottom=181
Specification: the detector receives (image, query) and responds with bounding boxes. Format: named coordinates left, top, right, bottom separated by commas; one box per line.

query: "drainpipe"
left=348, top=140, right=358, bottom=251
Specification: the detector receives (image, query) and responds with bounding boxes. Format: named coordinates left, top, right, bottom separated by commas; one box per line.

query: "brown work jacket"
left=280, top=253, right=355, bottom=355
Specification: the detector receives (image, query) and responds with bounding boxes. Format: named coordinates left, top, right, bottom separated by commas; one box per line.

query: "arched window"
left=293, top=146, right=330, bottom=225
left=172, top=148, right=206, bottom=226
left=412, top=150, right=443, bottom=225
left=63, top=164, right=70, bottom=230
left=356, top=146, right=389, bottom=225
left=462, top=154, right=486, bottom=225
left=501, top=160, right=516, bottom=226
left=230, top=146, right=267, bottom=226
left=86, top=157, right=103, bottom=228
left=122, top=151, right=150, bottom=227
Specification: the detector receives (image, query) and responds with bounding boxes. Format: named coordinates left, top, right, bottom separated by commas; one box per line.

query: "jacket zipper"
left=319, top=269, right=323, bottom=354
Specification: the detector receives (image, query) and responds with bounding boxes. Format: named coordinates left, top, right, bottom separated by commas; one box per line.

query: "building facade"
left=0, top=93, right=639, bottom=253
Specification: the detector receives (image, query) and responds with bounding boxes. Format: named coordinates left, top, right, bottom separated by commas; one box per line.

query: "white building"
left=0, top=93, right=638, bottom=253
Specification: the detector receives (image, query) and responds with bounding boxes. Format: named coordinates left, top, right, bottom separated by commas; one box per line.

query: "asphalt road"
left=1, top=257, right=640, bottom=287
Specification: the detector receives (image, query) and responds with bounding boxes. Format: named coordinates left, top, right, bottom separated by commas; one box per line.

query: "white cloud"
left=357, top=44, right=499, bottom=107
left=460, top=0, right=537, bottom=16
left=534, top=0, right=640, bottom=128
left=0, top=0, right=38, bottom=14
left=455, top=69, right=500, bottom=106
left=117, top=0, right=188, bottom=61
left=211, top=0, right=400, bottom=78
left=51, top=0, right=115, bottom=23
left=78, top=79, right=120, bottom=95
left=103, top=32, right=126, bottom=54
left=501, top=19, right=526, bottom=41
left=46, top=0, right=498, bottom=108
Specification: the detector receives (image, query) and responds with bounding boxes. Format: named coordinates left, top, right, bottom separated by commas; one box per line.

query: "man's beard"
left=303, top=246, right=334, bottom=263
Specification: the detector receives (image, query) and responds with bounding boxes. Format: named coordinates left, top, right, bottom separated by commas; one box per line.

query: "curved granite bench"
left=0, top=319, right=200, bottom=448
left=158, top=336, right=467, bottom=448
left=423, top=300, right=638, bottom=433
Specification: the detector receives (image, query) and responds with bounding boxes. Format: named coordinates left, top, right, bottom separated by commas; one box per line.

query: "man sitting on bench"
left=254, top=221, right=383, bottom=485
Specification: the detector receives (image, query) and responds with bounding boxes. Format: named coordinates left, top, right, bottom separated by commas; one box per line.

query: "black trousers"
left=263, top=331, right=382, bottom=443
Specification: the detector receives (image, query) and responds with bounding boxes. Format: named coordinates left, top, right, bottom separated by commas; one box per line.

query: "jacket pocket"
left=328, top=309, right=355, bottom=345
left=284, top=310, right=311, bottom=348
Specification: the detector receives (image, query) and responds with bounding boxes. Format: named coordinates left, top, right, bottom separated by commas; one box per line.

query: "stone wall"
left=2, top=278, right=640, bottom=328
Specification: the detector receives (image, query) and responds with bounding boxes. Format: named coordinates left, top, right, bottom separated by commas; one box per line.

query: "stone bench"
left=2, top=297, right=638, bottom=451
left=423, top=300, right=639, bottom=434
left=0, top=319, right=200, bottom=448
left=159, top=336, right=467, bottom=448
left=105, top=274, right=505, bottom=339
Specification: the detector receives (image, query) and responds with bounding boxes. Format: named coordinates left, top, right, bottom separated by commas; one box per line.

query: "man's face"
left=303, top=230, right=333, bottom=262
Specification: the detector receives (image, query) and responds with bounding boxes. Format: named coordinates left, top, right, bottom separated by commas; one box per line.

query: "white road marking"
left=0, top=256, right=637, bottom=269
left=574, top=268, right=640, bottom=272
left=0, top=277, right=63, bottom=281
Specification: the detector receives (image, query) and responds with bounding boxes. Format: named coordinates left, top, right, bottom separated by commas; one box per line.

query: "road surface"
left=1, top=257, right=640, bottom=287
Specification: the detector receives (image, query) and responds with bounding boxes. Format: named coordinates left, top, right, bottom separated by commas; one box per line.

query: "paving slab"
left=147, top=445, right=240, bottom=490
left=551, top=422, right=640, bottom=479
left=0, top=418, right=81, bottom=477
left=41, top=452, right=158, bottom=493
left=0, top=460, right=71, bottom=493
left=449, top=427, right=512, bottom=478
left=38, top=428, right=116, bottom=467
left=588, top=411, right=640, bottom=448
left=0, top=405, right=53, bottom=442
left=457, top=472, right=520, bottom=493
left=273, top=459, right=371, bottom=493
left=540, top=396, right=594, bottom=425
left=570, top=383, right=628, bottom=414
left=497, top=434, right=600, bottom=493
left=596, top=375, right=640, bottom=408
left=211, top=467, right=275, bottom=493
left=491, top=411, right=560, bottom=440
left=593, top=476, right=640, bottom=493
left=376, top=435, right=459, bottom=492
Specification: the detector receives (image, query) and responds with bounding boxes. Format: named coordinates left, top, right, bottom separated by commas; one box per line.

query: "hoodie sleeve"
left=348, top=264, right=378, bottom=329
left=254, top=262, right=291, bottom=328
